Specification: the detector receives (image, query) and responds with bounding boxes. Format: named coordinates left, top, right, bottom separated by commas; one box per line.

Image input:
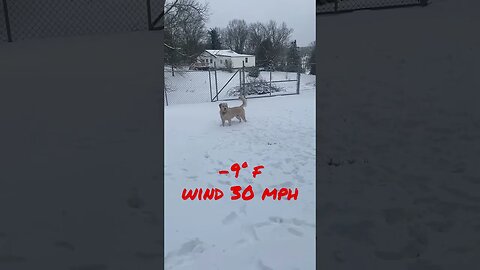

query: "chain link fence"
left=1, top=0, right=163, bottom=42
left=317, top=0, right=428, bottom=14
left=164, top=68, right=214, bottom=106
left=164, top=64, right=304, bottom=106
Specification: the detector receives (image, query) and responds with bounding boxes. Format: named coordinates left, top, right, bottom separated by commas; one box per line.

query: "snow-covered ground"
left=164, top=87, right=316, bottom=267
left=317, top=0, right=480, bottom=269
left=165, top=69, right=316, bottom=105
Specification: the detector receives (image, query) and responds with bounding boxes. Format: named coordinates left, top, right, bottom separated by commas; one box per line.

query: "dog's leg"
left=228, top=119, right=232, bottom=126
left=236, top=116, right=242, bottom=122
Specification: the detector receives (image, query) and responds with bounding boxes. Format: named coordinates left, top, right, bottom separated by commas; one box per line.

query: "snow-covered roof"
left=204, top=50, right=254, bottom=58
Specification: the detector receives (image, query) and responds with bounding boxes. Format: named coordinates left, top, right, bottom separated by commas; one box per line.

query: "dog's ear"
left=219, top=104, right=222, bottom=108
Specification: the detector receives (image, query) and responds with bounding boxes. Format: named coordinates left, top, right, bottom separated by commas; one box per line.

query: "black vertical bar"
left=296, top=72, right=301, bottom=94
left=164, top=88, right=169, bottom=106
left=2, top=0, right=12, bottom=42
left=334, top=0, right=338, bottom=12
left=146, top=0, right=153, bottom=30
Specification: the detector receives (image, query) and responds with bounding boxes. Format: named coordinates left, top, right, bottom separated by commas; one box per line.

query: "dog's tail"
left=239, top=95, right=247, bottom=107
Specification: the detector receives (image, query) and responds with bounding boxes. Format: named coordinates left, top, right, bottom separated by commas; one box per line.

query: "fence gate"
left=210, top=65, right=242, bottom=102
left=164, top=63, right=302, bottom=106
left=213, top=62, right=302, bottom=103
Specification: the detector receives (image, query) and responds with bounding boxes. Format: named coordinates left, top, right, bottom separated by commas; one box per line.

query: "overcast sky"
left=199, top=0, right=315, bottom=47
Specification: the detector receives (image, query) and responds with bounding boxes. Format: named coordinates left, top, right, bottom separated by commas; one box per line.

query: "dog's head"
left=219, top=103, right=229, bottom=114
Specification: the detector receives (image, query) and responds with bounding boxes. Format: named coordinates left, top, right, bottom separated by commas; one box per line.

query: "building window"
left=210, top=59, right=213, bottom=63
left=245, top=57, right=248, bottom=63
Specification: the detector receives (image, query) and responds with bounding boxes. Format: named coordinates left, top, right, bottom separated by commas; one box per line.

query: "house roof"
left=205, top=49, right=254, bottom=58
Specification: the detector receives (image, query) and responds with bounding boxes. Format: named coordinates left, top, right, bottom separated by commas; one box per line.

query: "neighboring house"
left=196, top=50, right=256, bottom=69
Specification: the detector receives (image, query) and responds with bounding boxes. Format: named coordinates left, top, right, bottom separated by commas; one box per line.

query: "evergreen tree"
left=255, top=39, right=274, bottom=69
left=286, top=40, right=301, bottom=72
left=208, top=28, right=222, bottom=50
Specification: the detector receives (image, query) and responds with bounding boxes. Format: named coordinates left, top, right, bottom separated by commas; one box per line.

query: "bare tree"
left=222, top=19, right=249, bottom=53
left=263, top=20, right=293, bottom=69
left=245, top=22, right=267, bottom=54
left=164, top=0, right=210, bottom=65
left=264, top=21, right=292, bottom=50
left=164, top=0, right=209, bottom=30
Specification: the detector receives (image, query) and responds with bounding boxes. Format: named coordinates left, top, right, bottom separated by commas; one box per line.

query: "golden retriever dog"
left=219, top=96, right=247, bottom=126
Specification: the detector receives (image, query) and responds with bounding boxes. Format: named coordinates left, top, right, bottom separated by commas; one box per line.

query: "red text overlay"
left=181, top=162, right=299, bottom=201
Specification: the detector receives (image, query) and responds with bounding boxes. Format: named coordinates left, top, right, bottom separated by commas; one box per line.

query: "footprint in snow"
left=257, top=260, right=274, bottom=270
left=287, top=227, right=304, bottom=237
left=243, top=224, right=260, bottom=241
left=174, top=238, right=205, bottom=257
left=222, top=212, right=238, bottom=225
left=269, top=216, right=284, bottom=224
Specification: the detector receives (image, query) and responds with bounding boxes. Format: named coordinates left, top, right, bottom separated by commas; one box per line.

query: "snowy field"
left=165, top=69, right=315, bottom=105
left=317, top=0, right=480, bottom=269
left=164, top=86, right=316, bottom=267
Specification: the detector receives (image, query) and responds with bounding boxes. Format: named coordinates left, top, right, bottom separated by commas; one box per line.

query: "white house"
left=196, top=50, right=256, bottom=69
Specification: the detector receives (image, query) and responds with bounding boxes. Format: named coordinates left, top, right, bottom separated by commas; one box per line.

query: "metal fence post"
left=2, top=0, right=12, bottom=42
left=214, top=62, right=218, bottom=101
left=208, top=69, right=213, bottom=102
left=239, top=67, right=242, bottom=94
left=269, top=69, right=272, bottom=96
left=296, top=71, right=301, bottom=95
left=334, top=0, right=339, bottom=12
left=242, top=61, right=246, bottom=96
